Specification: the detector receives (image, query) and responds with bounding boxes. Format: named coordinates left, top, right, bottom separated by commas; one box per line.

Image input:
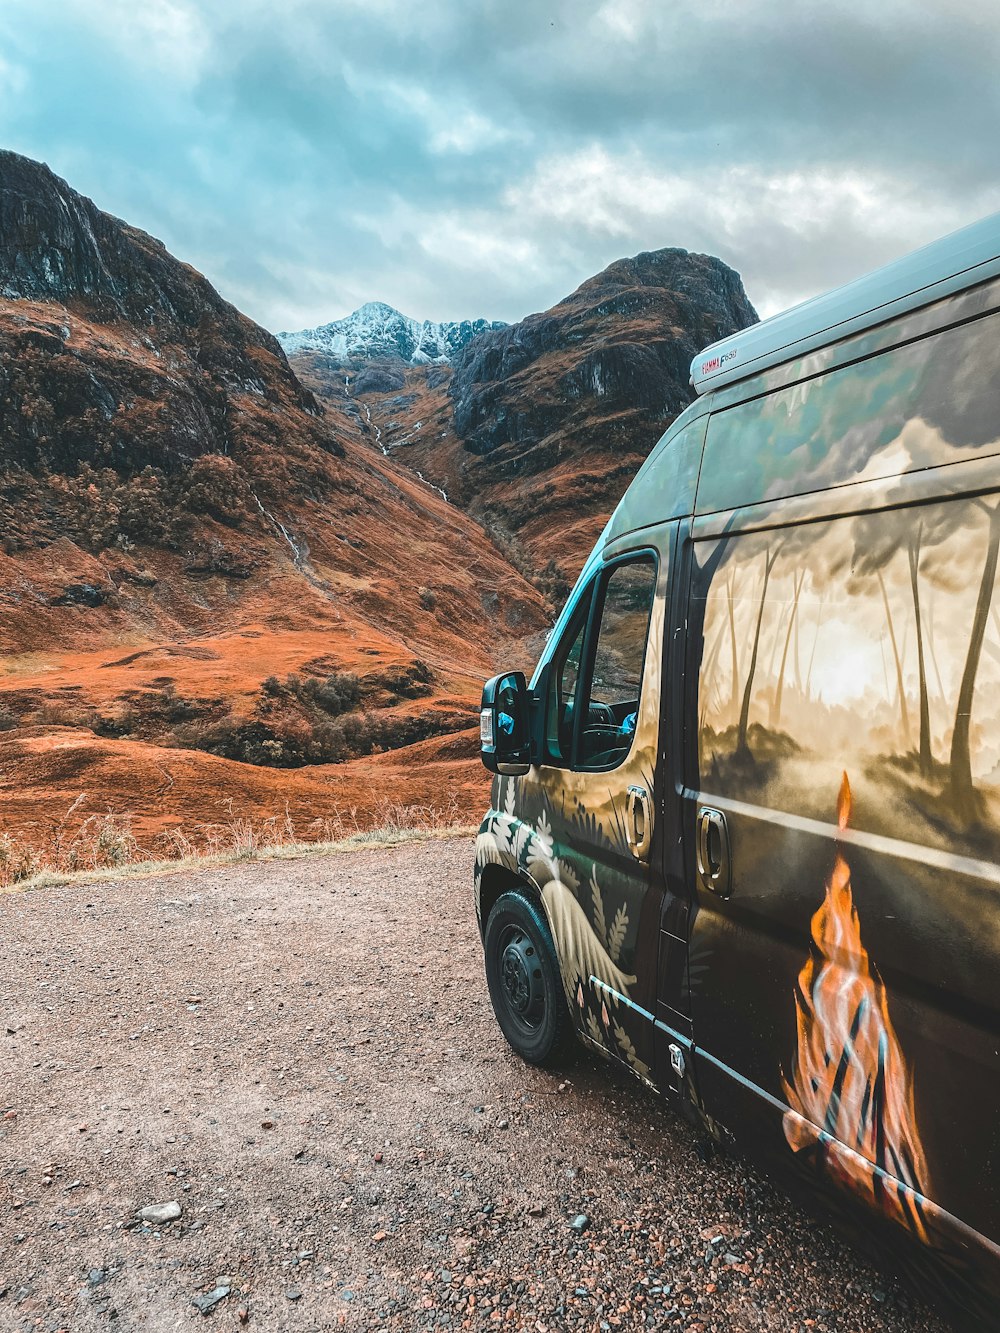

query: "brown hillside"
left=0, top=151, right=545, bottom=860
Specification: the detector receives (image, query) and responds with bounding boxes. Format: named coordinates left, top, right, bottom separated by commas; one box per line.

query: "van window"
left=696, top=304, right=1000, bottom=516
left=545, top=558, right=656, bottom=771
left=578, top=559, right=656, bottom=769
left=609, top=416, right=707, bottom=536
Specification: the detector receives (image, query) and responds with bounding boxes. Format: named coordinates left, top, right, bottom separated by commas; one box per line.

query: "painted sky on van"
left=2, top=0, right=997, bottom=331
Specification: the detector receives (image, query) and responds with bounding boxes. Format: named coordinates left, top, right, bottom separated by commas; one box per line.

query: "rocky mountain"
left=0, top=150, right=547, bottom=865
left=278, top=301, right=506, bottom=368
left=292, top=248, right=758, bottom=591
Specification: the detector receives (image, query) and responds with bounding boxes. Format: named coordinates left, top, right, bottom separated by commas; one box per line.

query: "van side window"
left=544, top=557, right=657, bottom=771
left=577, top=560, right=656, bottom=770
left=697, top=301, right=1000, bottom=515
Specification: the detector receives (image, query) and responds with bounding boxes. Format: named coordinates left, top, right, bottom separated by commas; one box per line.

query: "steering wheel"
left=588, top=701, right=615, bottom=726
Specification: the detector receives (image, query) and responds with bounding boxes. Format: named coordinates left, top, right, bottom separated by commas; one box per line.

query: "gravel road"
left=1, top=837, right=948, bottom=1332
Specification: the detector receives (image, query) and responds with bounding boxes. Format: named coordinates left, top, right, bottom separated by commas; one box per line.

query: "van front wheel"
left=483, top=890, right=573, bottom=1066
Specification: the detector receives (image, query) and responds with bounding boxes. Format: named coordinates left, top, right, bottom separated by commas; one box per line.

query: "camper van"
left=475, top=214, right=1000, bottom=1323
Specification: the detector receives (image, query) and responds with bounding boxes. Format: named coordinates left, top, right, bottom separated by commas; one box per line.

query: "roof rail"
left=691, top=210, right=1000, bottom=396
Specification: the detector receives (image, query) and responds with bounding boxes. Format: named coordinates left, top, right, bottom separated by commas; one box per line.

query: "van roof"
left=691, top=210, right=1000, bottom=396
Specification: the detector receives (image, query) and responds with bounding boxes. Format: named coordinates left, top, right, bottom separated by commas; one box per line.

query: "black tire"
left=483, top=890, right=574, bottom=1066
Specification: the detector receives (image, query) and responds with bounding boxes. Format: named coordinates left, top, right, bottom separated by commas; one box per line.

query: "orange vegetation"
left=0, top=725, right=486, bottom=863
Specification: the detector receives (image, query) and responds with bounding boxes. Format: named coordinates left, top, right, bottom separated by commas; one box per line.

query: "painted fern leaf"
left=608, top=904, right=628, bottom=964
left=612, top=1020, right=651, bottom=1079
left=590, top=867, right=608, bottom=948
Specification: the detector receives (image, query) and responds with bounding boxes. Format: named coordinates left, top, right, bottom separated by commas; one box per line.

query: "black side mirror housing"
left=480, top=671, right=532, bottom=775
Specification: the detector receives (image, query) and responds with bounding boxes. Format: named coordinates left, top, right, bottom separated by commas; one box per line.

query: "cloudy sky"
left=1, top=0, right=998, bottom=332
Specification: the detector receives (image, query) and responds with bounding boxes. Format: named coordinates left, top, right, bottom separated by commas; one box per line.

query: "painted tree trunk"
left=738, top=546, right=779, bottom=755
left=771, top=569, right=804, bottom=730
left=877, top=569, right=910, bottom=748
left=949, top=507, right=1000, bottom=811
left=907, top=529, right=932, bottom=776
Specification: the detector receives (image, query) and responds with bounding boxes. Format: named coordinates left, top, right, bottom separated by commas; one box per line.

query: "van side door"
left=495, top=526, right=679, bottom=1083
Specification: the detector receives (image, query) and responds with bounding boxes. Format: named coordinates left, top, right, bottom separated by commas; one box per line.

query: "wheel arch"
left=477, top=862, right=544, bottom=938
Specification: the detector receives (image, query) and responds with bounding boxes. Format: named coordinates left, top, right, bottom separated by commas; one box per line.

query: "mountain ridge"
left=291, top=246, right=758, bottom=591
left=277, top=300, right=506, bottom=366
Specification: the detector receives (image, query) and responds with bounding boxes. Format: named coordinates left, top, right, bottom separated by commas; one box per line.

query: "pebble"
left=286, top=1287, right=303, bottom=1301
left=569, top=1214, right=590, bottom=1233
left=138, top=1201, right=182, bottom=1224
left=192, top=1285, right=230, bottom=1315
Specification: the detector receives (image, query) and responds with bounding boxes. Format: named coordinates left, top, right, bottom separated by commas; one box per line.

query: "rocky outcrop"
left=0, top=150, right=315, bottom=406
left=0, top=151, right=345, bottom=554
left=449, top=248, right=756, bottom=462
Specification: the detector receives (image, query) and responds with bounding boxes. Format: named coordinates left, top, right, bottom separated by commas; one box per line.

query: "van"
left=475, top=213, right=1000, bottom=1326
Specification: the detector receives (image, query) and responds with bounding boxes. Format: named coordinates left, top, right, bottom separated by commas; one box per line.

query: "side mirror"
left=480, top=671, right=531, bottom=775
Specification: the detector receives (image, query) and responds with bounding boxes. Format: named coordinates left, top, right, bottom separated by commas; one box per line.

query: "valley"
left=0, top=149, right=756, bottom=878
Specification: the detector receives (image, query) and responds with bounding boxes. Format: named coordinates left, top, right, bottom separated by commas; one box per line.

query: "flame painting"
left=782, top=773, right=931, bottom=1241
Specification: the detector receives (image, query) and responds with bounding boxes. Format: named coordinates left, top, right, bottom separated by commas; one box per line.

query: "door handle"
left=626, top=785, right=653, bottom=860
left=696, top=807, right=731, bottom=897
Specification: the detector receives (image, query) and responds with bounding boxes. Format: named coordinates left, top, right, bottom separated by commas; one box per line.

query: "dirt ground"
left=0, top=838, right=948, bottom=1332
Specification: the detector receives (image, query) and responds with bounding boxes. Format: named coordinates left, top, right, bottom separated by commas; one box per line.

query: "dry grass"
left=0, top=796, right=477, bottom=893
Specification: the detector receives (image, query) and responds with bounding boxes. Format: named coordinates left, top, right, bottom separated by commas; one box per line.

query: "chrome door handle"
left=626, top=785, right=653, bottom=860
left=696, top=807, right=732, bottom=897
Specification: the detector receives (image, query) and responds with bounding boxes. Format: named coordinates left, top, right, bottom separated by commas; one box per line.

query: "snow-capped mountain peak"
left=277, top=303, right=506, bottom=366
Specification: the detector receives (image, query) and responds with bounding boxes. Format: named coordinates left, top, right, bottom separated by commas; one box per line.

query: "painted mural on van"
left=690, top=292, right=1000, bottom=1254
left=696, top=488, right=1000, bottom=853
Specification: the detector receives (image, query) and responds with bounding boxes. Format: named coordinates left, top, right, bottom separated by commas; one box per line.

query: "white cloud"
left=0, top=52, right=27, bottom=110
left=503, top=148, right=1000, bottom=316
left=60, top=0, right=211, bottom=84
left=363, top=77, right=527, bottom=156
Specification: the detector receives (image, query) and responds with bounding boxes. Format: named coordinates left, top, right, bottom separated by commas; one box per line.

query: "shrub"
left=260, top=670, right=362, bottom=717
left=370, top=661, right=433, bottom=699
left=300, top=672, right=361, bottom=716
left=94, top=706, right=137, bottom=738
left=158, top=684, right=200, bottom=723
left=0, top=833, right=40, bottom=885
left=182, top=454, right=251, bottom=526
left=537, top=559, right=572, bottom=605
